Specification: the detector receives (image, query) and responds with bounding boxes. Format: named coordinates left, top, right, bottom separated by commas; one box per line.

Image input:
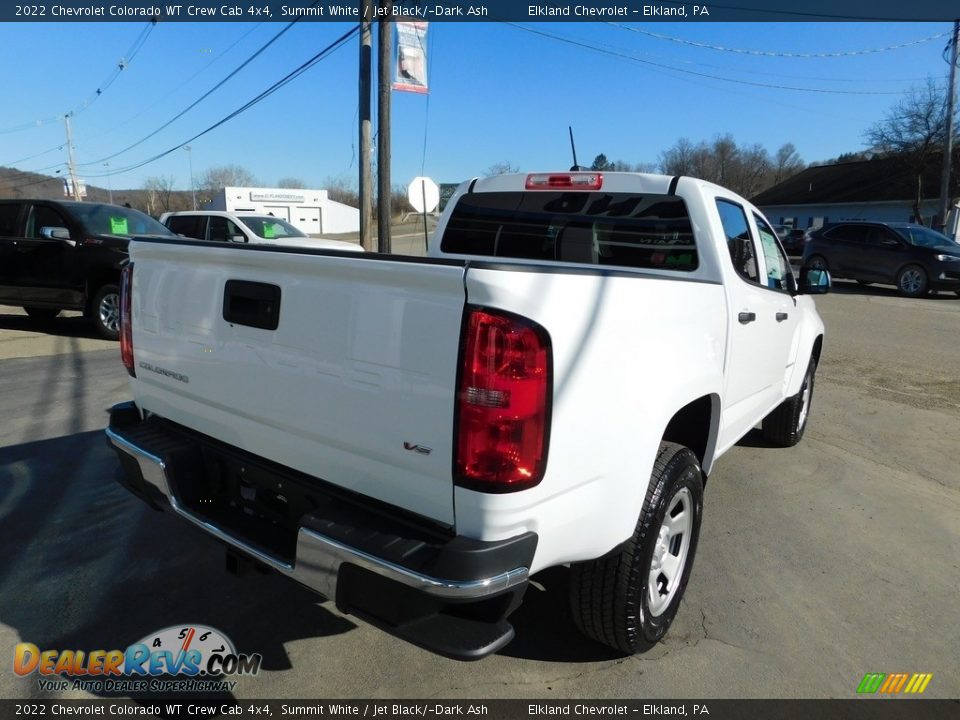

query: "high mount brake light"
left=525, top=173, right=603, bottom=190
left=455, top=308, right=551, bottom=492
left=120, top=263, right=135, bottom=377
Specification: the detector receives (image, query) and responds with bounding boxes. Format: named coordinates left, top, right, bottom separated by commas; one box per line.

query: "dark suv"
left=802, top=221, right=960, bottom=298
left=0, top=199, right=176, bottom=339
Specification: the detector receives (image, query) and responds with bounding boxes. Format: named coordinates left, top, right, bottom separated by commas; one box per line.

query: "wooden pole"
left=377, top=8, right=392, bottom=253
left=937, top=20, right=958, bottom=231
left=359, top=3, right=374, bottom=251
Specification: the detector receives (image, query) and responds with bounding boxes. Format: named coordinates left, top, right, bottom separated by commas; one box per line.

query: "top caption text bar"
left=4, top=1, right=960, bottom=23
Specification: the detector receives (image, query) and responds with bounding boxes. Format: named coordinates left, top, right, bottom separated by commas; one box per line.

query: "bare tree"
left=773, top=143, right=805, bottom=183
left=199, top=165, right=258, bottom=193
left=323, top=174, right=359, bottom=208
left=865, top=78, right=952, bottom=224
left=659, top=138, right=697, bottom=176
left=659, top=135, right=782, bottom=197
left=143, top=176, right=177, bottom=214
left=711, top=134, right=738, bottom=184
left=277, top=177, right=307, bottom=189
left=732, top=143, right=772, bottom=199
left=484, top=161, right=519, bottom=176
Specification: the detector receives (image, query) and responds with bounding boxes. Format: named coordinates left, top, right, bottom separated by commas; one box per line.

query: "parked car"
left=782, top=227, right=810, bottom=256
left=107, top=171, right=828, bottom=659
left=159, top=211, right=362, bottom=252
left=0, top=199, right=177, bottom=339
left=802, top=221, right=960, bottom=297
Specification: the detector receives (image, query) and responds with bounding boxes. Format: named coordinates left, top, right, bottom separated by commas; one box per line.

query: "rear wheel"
left=762, top=358, right=816, bottom=447
left=90, top=284, right=120, bottom=340
left=24, top=307, right=61, bottom=322
left=569, top=442, right=703, bottom=654
left=897, top=265, right=928, bottom=298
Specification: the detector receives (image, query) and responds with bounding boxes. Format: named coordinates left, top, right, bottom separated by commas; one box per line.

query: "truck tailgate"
left=127, top=241, right=466, bottom=525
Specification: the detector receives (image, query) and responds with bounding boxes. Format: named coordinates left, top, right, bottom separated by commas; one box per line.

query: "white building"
left=206, top=186, right=360, bottom=235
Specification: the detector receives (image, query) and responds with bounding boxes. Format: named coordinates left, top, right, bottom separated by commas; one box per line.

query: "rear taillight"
left=454, top=308, right=551, bottom=492
left=525, top=172, right=603, bottom=190
left=120, top=263, right=135, bottom=377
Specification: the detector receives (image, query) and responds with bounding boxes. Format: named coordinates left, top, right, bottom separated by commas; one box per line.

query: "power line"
left=506, top=23, right=914, bottom=96
left=0, top=20, right=157, bottom=135
left=86, top=23, right=265, bottom=142
left=82, top=26, right=360, bottom=180
left=76, top=21, right=300, bottom=168
left=610, top=23, right=951, bottom=58
left=2, top=24, right=356, bottom=196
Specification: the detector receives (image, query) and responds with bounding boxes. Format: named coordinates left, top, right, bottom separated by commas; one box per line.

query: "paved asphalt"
left=0, top=285, right=958, bottom=700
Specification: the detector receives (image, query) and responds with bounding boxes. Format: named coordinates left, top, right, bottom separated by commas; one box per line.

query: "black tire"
left=762, top=357, right=816, bottom=447
left=90, top=284, right=120, bottom=340
left=569, top=442, right=704, bottom=654
left=896, top=265, right=928, bottom=298
left=806, top=255, right=828, bottom=271
left=24, top=307, right=61, bottom=322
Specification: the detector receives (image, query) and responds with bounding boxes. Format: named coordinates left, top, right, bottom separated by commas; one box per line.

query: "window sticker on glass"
left=263, top=223, right=276, bottom=239
left=110, top=217, right=129, bottom=235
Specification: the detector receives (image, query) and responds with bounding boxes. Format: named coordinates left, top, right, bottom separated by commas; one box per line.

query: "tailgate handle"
left=223, top=280, right=281, bottom=330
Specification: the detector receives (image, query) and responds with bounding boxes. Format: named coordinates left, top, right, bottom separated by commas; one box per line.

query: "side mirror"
left=799, top=266, right=831, bottom=295
left=231, top=234, right=247, bottom=243
left=40, top=226, right=74, bottom=244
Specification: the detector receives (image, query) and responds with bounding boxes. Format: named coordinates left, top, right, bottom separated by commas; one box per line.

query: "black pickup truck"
left=0, top=199, right=176, bottom=339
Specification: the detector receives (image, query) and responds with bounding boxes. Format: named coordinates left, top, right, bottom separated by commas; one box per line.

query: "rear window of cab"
left=440, top=191, right=697, bottom=271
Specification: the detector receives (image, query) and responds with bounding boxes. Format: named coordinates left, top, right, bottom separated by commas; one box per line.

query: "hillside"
left=0, top=167, right=193, bottom=215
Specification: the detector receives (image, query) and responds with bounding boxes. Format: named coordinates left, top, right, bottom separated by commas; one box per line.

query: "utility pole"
left=377, top=6, right=392, bottom=253
left=359, top=1, right=374, bottom=251
left=185, top=145, right=197, bottom=210
left=937, top=19, right=959, bottom=232
left=103, top=162, right=113, bottom=204
left=64, top=113, right=82, bottom=201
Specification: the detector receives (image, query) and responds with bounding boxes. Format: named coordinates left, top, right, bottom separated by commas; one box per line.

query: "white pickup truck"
left=106, top=172, right=829, bottom=659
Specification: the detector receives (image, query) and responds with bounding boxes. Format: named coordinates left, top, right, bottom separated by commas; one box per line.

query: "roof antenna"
left=568, top=126, right=584, bottom=171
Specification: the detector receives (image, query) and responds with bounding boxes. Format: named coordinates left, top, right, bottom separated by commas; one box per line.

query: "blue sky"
left=0, top=20, right=954, bottom=194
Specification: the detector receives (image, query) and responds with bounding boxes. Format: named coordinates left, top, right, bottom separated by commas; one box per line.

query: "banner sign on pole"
left=393, top=22, right=428, bottom=94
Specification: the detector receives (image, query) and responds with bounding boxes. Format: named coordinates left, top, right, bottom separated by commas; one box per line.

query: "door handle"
left=776, top=312, right=789, bottom=322
left=738, top=311, right=756, bottom=324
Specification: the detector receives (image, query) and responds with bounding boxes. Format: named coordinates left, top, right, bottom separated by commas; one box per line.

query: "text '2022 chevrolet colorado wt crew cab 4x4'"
left=106, top=172, right=829, bottom=659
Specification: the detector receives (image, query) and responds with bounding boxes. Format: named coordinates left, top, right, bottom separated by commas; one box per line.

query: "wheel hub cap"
left=100, top=293, right=120, bottom=333
left=647, top=486, right=694, bottom=618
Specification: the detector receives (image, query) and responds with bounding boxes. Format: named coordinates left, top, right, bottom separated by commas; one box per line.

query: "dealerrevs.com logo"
left=14, top=625, right=262, bottom=693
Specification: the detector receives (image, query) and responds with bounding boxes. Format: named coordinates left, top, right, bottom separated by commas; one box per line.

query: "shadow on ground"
left=0, top=431, right=356, bottom=701
left=0, top=310, right=104, bottom=341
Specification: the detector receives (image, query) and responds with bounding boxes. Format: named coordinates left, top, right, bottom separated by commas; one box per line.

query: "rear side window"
left=208, top=216, right=244, bottom=242
left=823, top=224, right=868, bottom=243
left=0, top=204, right=22, bottom=236
left=166, top=215, right=207, bottom=240
left=441, top=192, right=697, bottom=271
left=716, top=199, right=759, bottom=283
